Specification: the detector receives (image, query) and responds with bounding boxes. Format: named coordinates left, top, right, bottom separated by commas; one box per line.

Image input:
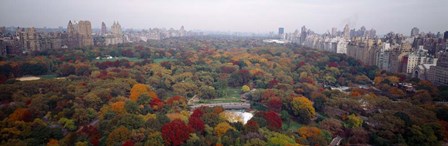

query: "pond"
left=221, top=110, right=253, bottom=124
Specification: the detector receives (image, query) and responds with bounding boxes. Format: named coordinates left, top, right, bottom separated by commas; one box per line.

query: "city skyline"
left=1, top=0, right=447, bottom=35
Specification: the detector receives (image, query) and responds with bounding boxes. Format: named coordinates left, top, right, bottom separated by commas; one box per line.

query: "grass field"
left=197, top=87, right=242, bottom=104
left=153, top=58, right=178, bottom=63
left=220, top=87, right=241, bottom=99
left=95, top=57, right=142, bottom=62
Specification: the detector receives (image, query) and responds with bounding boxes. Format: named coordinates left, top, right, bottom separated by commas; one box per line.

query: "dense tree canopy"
left=0, top=37, right=446, bottom=146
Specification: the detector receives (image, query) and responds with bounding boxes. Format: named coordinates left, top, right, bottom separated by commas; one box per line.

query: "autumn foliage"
left=166, top=95, right=187, bottom=107
left=297, top=126, right=321, bottom=139
left=8, top=108, right=32, bottom=122
left=267, top=97, right=282, bottom=112
left=129, top=83, right=158, bottom=102
left=191, top=108, right=204, bottom=118
left=188, top=117, right=205, bottom=133
left=110, top=101, right=126, bottom=114
left=244, top=120, right=260, bottom=133
left=214, top=122, right=235, bottom=137
left=149, top=98, right=164, bottom=110
left=161, top=119, right=193, bottom=146
left=290, top=96, right=316, bottom=123
left=263, top=111, right=282, bottom=130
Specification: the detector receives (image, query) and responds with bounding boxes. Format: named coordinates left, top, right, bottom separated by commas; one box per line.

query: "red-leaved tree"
left=161, top=119, right=193, bottom=146
left=188, top=117, right=205, bottom=133
left=122, top=140, right=134, bottom=146
left=267, top=97, right=282, bottom=112
left=191, top=108, right=204, bottom=118
left=264, top=111, right=282, bottom=131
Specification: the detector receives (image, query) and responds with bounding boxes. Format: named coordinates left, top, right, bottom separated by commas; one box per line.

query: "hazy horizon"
left=1, top=0, right=447, bottom=35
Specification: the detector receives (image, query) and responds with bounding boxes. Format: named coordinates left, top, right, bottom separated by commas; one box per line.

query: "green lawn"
left=95, top=57, right=142, bottom=62
left=196, top=87, right=242, bottom=104
left=219, top=87, right=241, bottom=99
left=153, top=58, right=178, bottom=63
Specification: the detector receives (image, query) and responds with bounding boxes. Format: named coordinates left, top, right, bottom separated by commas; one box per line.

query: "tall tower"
left=101, top=22, right=107, bottom=35
left=300, top=25, right=307, bottom=45
left=331, top=27, right=337, bottom=37
left=111, top=21, right=123, bottom=35
left=77, top=21, right=93, bottom=46
left=66, top=20, right=93, bottom=47
left=67, top=20, right=75, bottom=36
left=278, top=27, right=285, bottom=39
left=360, top=26, right=366, bottom=37
left=443, top=31, right=448, bottom=40
left=111, top=21, right=124, bottom=44
left=278, top=27, right=284, bottom=35
left=411, top=27, right=419, bottom=37
left=180, top=26, right=186, bottom=37
left=25, top=27, right=40, bottom=51
left=343, top=24, right=350, bottom=40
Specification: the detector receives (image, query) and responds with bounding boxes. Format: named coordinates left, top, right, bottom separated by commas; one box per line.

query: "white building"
left=413, top=59, right=438, bottom=80
left=336, top=38, right=348, bottom=54
left=406, top=47, right=430, bottom=74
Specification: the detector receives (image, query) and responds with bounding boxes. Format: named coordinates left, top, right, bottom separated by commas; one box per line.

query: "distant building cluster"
left=125, top=26, right=188, bottom=42
left=0, top=20, right=190, bottom=55
left=94, top=21, right=124, bottom=46
left=280, top=25, right=448, bottom=86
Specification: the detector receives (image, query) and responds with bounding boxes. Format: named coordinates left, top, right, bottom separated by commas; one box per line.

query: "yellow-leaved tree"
left=290, top=96, right=316, bottom=123
left=214, top=122, right=235, bottom=137
left=242, top=85, right=250, bottom=93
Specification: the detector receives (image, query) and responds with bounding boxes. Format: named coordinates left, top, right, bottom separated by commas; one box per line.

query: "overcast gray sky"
left=1, top=0, right=447, bottom=35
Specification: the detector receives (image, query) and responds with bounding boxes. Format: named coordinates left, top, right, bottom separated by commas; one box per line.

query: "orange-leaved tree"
left=297, top=126, right=321, bottom=139
left=129, top=83, right=158, bottom=102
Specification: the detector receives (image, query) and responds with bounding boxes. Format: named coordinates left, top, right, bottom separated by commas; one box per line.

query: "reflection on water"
left=221, top=110, right=253, bottom=124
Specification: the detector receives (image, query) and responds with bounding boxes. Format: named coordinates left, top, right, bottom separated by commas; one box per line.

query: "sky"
left=1, top=0, right=447, bottom=35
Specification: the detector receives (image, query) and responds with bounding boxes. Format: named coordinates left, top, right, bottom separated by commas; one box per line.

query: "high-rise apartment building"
left=343, top=24, right=350, bottom=40
left=411, top=27, right=419, bottom=37
left=67, top=20, right=93, bottom=48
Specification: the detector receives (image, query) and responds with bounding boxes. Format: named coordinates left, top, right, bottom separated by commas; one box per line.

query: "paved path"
left=329, top=136, right=343, bottom=146
left=76, top=119, right=99, bottom=133
left=190, top=102, right=251, bottom=110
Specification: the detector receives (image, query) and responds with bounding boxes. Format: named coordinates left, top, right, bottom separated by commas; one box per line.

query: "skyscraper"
left=444, top=31, right=448, bottom=40
left=331, top=27, right=337, bottom=37
left=411, top=27, right=419, bottom=37
left=300, top=26, right=307, bottom=45
left=110, top=21, right=123, bottom=44
left=278, top=27, right=284, bottom=35
left=101, top=22, right=107, bottom=35
left=111, top=21, right=122, bottom=35
left=25, top=27, right=39, bottom=51
left=180, top=26, right=186, bottom=37
left=343, top=24, right=350, bottom=40
left=67, top=20, right=93, bottom=48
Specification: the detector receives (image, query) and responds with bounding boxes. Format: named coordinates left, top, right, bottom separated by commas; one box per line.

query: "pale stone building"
left=67, top=20, right=94, bottom=48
